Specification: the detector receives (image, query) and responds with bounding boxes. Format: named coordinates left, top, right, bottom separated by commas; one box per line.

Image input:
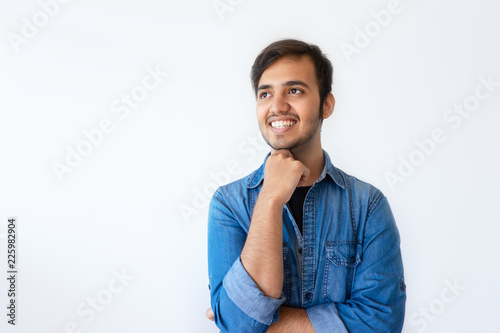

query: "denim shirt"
left=208, top=150, right=406, bottom=333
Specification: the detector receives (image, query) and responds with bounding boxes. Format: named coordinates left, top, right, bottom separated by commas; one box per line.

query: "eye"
left=259, top=91, right=271, bottom=99
left=289, top=88, right=303, bottom=94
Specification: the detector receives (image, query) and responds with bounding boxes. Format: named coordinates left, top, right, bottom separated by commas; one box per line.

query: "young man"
left=206, top=39, right=406, bottom=332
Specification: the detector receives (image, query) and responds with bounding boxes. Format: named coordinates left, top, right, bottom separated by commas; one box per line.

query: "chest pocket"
left=322, top=240, right=361, bottom=303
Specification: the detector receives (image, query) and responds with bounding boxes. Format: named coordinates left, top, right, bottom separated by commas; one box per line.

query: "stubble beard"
left=260, top=111, right=322, bottom=152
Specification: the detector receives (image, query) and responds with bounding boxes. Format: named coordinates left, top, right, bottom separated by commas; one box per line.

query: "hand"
left=205, top=308, right=214, bottom=321
left=261, top=150, right=310, bottom=206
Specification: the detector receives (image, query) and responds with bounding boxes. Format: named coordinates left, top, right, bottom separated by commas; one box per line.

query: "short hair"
left=250, top=39, right=333, bottom=112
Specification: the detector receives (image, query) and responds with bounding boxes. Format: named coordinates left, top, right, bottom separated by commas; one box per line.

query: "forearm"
left=267, top=307, right=315, bottom=333
left=240, top=188, right=284, bottom=299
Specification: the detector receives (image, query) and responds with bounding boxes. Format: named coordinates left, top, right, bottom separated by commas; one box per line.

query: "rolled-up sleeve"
left=208, top=188, right=285, bottom=332
left=224, top=257, right=285, bottom=324
left=306, top=195, right=406, bottom=333
left=306, top=303, right=348, bottom=333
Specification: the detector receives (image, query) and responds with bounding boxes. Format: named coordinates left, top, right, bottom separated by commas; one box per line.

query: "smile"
left=270, top=120, right=296, bottom=128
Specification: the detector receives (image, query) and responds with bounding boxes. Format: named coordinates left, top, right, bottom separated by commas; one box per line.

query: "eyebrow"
left=257, top=80, right=311, bottom=91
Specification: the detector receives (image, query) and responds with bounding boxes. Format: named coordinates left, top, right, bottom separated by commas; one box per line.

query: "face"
left=256, top=55, right=329, bottom=153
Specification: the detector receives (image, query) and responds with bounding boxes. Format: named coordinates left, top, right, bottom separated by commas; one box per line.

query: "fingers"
left=296, top=166, right=311, bottom=187
left=205, top=308, right=214, bottom=321
left=272, top=148, right=293, bottom=158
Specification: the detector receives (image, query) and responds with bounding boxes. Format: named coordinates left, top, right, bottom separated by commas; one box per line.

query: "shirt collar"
left=245, top=149, right=346, bottom=189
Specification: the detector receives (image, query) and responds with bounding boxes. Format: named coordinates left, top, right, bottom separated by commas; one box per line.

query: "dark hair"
left=250, top=39, right=333, bottom=114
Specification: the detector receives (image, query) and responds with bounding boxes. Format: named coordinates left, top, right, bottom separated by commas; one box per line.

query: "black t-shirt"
left=286, top=186, right=312, bottom=235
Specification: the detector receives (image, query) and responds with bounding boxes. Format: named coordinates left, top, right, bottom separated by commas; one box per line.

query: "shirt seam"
left=366, top=191, right=384, bottom=220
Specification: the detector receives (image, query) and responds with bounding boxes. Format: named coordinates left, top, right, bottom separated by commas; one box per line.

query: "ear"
left=322, top=93, right=335, bottom=120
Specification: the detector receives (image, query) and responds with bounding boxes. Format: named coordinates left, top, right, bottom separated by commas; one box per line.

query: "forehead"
left=259, top=55, right=318, bottom=89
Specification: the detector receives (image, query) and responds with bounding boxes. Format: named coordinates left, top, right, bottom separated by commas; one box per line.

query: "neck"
left=290, top=144, right=325, bottom=186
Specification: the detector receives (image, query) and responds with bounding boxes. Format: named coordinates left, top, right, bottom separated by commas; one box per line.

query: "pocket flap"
left=326, top=241, right=361, bottom=267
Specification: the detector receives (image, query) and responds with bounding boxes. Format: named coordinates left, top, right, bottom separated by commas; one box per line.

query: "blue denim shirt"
left=208, top=150, right=406, bottom=332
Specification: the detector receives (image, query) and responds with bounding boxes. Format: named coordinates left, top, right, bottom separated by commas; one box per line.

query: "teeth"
left=271, top=120, right=296, bottom=128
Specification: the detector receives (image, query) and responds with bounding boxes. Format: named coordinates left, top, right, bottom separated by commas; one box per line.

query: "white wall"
left=0, top=0, right=499, bottom=332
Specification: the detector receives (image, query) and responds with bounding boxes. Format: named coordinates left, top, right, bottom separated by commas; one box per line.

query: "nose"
left=270, top=93, right=290, bottom=113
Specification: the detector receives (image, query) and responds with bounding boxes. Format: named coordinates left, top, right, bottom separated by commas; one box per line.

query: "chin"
left=269, top=142, right=298, bottom=151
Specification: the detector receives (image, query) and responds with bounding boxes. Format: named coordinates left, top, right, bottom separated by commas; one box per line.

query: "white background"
left=1, top=0, right=499, bottom=332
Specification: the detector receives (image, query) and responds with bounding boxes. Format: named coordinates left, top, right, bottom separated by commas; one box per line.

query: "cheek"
left=300, top=100, right=321, bottom=119
left=256, top=106, right=267, bottom=122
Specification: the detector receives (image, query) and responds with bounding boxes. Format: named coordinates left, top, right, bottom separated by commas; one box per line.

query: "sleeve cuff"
left=223, top=257, right=285, bottom=325
left=306, top=303, right=348, bottom=333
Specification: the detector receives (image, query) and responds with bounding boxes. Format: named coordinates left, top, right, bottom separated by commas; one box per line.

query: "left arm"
left=267, top=307, right=315, bottom=333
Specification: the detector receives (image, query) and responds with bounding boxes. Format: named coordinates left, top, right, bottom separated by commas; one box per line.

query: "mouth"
left=270, top=120, right=297, bottom=129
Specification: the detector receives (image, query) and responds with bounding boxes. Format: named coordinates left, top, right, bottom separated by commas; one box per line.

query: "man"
left=206, top=39, right=406, bottom=332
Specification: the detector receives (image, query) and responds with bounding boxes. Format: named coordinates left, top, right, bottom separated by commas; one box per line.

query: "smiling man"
left=207, top=39, right=406, bottom=332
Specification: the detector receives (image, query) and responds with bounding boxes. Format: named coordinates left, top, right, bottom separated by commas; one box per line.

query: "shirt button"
left=298, top=248, right=302, bottom=255
left=350, top=256, right=356, bottom=263
left=305, top=293, right=312, bottom=300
